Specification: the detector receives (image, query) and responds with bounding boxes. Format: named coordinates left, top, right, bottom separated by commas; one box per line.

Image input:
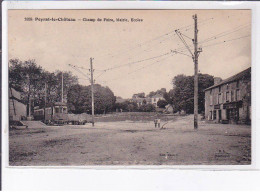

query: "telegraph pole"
left=61, top=72, right=64, bottom=103
left=193, top=14, right=199, bottom=130
left=175, top=14, right=201, bottom=130
left=90, top=57, right=95, bottom=127
left=44, top=82, right=47, bottom=121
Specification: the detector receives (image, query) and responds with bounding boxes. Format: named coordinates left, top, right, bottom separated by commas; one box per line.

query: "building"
left=9, top=87, right=27, bottom=121
left=130, top=97, right=146, bottom=107
left=164, top=104, right=174, bottom=114
left=204, top=67, right=251, bottom=124
left=130, top=94, right=165, bottom=108
left=150, top=94, right=165, bottom=108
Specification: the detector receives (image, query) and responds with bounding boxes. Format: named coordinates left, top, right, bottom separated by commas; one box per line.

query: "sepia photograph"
left=7, top=9, right=251, bottom=166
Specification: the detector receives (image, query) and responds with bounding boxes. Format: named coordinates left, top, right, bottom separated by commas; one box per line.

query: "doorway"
left=218, top=110, right=222, bottom=122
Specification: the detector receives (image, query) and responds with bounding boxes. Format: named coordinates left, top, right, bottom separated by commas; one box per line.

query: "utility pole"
left=90, top=57, right=95, bottom=127
left=44, top=82, right=47, bottom=121
left=175, top=14, right=202, bottom=130
left=193, top=14, right=199, bottom=130
left=61, top=72, right=64, bottom=103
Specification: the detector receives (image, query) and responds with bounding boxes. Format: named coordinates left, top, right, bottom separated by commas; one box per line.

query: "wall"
left=9, top=99, right=27, bottom=120
left=205, top=78, right=251, bottom=124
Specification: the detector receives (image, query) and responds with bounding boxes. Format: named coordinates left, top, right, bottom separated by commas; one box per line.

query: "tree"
left=157, top=99, right=168, bottom=108
left=67, top=84, right=89, bottom=114
left=147, top=88, right=167, bottom=97
left=9, top=59, right=45, bottom=115
left=166, top=74, right=214, bottom=114
left=67, top=84, right=116, bottom=114
left=138, top=104, right=155, bottom=112
left=133, top=92, right=145, bottom=98
left=9, top=59, right=79, bottom=115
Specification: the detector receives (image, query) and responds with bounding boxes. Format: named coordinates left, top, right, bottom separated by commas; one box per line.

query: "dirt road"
left=9, top=115, right=251, bottom=166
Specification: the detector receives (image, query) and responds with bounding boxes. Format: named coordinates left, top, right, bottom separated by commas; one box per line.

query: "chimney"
left=214, top=77, right=222, bottom=85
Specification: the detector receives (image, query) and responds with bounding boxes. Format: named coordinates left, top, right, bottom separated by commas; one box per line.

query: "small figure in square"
left=157, top=118, right=161, bottom=128
left=154, top=118, right=158, bottom=128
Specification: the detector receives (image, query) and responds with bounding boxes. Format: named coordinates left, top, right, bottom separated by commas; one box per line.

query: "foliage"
left=9, top=59, right=78, bottom=115
left=67, top=84, right=116, bottom=114
left=147, top=88, right=166, bottom=97
left=165, top=74, right=214, bottom=114
left=114, top=101, right=155, bottom=112
left=133, top=92, right=145, bottom=98
left=157, top=99, right=168, bottom=108
left=138, top=104, right=156, bottom=112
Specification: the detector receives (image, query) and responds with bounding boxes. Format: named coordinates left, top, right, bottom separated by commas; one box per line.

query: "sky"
left=8, top=10, right=251, bottom=98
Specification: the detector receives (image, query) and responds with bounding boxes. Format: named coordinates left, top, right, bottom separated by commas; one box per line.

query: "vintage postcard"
left=6, top=8, right=251, bottom=166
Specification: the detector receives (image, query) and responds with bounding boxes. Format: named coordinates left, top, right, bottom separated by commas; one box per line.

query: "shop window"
left=213, top=110, right=217, bottom=120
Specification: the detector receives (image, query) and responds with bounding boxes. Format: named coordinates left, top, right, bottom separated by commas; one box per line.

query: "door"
left=218, top=110, right=222, bottom=122
left=226, top=109, right=230, bottom=120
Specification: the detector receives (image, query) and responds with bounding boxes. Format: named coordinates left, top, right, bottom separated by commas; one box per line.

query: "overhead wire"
left=200, top=34, right=250, bottom=49
left=95, top=16, right=215, bottom=63
left=102, top=53, right=175, bottom=84
left=101, top=51, right=172, bottom=72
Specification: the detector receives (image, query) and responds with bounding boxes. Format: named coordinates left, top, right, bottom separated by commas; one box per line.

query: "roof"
left=205, top=67, right=251, bottom=91
left=151, top=93, right=164, bottom=98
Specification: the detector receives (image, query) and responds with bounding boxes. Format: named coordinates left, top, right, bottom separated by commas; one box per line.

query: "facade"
left=130, top=97, right=146, bottom=107
left=150, top=94, right=165, bottom=108
left=9, top=87, right=27, bottom=121
left=204, top=67, right=251, bottom=124
left=130, top=94, right=165, bottom=108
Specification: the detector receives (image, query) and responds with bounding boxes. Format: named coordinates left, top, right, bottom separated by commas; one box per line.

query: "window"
left=218, top=86, right=221, bottom=93
left=236, top=89, right=240, bottom=101
left=226, top=92, right=230, bottom=102
left=210, top=95, right=213, bottom=105
left=63, top=108, right=67, bottom=113
left=213, top=110, right=217, bottom=120
left=231, top=90, right=234, bottom=102
left=226, top=84, right=229, bottom=90
left=218, top=93, right=222, bottom=104
left=236, top=81, right=239, bottom=88
left=55, top=107, right=59, bottom=113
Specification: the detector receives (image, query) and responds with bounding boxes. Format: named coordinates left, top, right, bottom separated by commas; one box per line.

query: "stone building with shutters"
left=204, top=67, right=251, bottom=124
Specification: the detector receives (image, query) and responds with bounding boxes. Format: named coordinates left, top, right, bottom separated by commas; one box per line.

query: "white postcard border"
left=2, top=0, right=260, bottom=190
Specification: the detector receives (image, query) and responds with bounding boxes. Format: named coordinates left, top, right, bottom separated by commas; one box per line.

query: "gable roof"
left=205, top=67, right=251, bottom=91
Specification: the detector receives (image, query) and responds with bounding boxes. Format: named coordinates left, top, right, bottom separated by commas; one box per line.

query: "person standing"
left=157, top=118, right=161, bottom=128
left=154, top=118, right=158, bottom=128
